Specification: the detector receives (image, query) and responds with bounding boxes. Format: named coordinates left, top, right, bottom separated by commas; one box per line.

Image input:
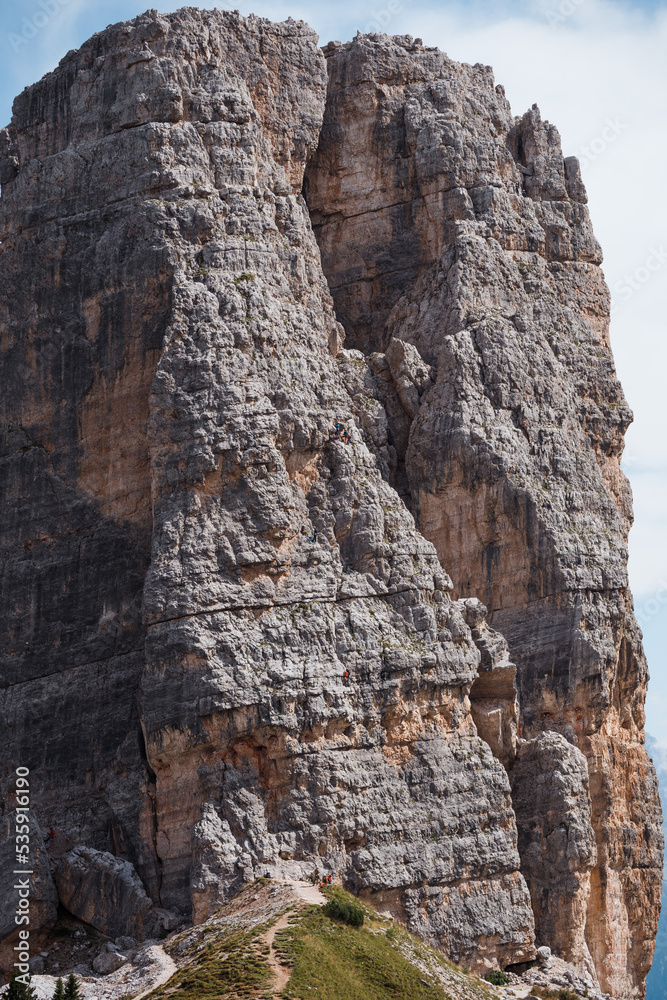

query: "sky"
left=1, top=0, right=666, bottom=740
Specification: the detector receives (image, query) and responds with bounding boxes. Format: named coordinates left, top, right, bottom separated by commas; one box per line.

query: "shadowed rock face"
left=0, top=7, right=535, bottom=979
left=305, top=32, right=663, bottom=999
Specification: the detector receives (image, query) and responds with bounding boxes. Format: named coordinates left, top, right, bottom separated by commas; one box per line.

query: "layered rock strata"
left=305, top=33, right=663, bottom=998
left=0, top=7, right=537, bottom=979
left=0, top=10, right=661, bottom=995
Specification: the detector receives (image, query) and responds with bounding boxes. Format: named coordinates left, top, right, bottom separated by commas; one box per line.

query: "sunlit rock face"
left=305, top=32, right=663, bottom=998
left=0, top=7, right=534, bottom=979
left=0, top=11, right=660, bottom=996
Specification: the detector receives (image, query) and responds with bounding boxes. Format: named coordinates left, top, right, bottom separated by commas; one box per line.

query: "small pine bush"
left=4, top=973, right=37, bottom=1000
left=323, top=899, right=364, bottom=927
left=484, top=970, right=511, bottom=986
left=63, top=973, right=83, bottom=1000
left=52, top=977, right=66, bottom=1000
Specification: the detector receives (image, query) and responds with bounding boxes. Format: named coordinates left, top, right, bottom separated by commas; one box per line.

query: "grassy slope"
left=275, top=886, right=488, bottom=1000
left=145, top=882, right=496, bottom=1000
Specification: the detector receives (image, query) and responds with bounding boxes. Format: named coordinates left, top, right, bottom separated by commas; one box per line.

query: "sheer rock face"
left=0, top=8, right=536, bottom=978
left=305, top=33, right=663, bottom=998
left=0, top=12, right=660, bottom=992
left=512, top=732, right=598, bottom=981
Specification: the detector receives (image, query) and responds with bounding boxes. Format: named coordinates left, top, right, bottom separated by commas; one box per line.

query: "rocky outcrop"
left=512, top=732, right=598, bottom=979
left=0, top=9, right=660, bottom=995
left=0, top=6, right=535, bottom=980
left=305, top=31, right=663, bottom=998
left=55, top=847, right=157, bottom=940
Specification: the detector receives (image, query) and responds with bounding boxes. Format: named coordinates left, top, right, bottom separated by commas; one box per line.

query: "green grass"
left=147, top=927, right=272, bottom=1000
left=273, top=887, right=453, bottom=1000
left=529, top=989, right=580, bottom=1000
left=483, top=971, right=510, bottom=986
left=144, top=882, right=494, bottom=1000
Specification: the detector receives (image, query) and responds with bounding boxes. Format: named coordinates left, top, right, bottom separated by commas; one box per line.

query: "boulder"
left=92, top=949, right=127, bottom=974
left=115, top=935, right=137, bottom=951
left=55, top=846, right=156, bottom=940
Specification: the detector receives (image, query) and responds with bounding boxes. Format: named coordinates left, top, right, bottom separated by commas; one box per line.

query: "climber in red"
left=343, top=669, right=350, bottom=684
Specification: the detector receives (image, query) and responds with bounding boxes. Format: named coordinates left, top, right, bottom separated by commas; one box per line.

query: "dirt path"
left=131, top=949, right=178, bottom=1000
left=260, top=880, right=326, bottom=995
left=263, top=912, right=293, bottom=996
left=288, top=880, right=327, bottom=905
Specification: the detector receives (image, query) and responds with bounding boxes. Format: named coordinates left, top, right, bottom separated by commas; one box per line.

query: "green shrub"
left=531, top=989, right=579, bottom=1000
left=323, top=899, right=364, bottom=927
left=483, top=970, right=511, bottom=986
left=63, top=974, right=83, bottom=1000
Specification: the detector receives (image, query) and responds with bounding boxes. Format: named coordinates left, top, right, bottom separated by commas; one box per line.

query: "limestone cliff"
left=305, top=32, right=663, bottom=998
left=0, top=9, right=661, bottom=998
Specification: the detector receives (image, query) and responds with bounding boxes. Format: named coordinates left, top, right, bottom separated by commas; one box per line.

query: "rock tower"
left=0, top=9, right=661, bottom=997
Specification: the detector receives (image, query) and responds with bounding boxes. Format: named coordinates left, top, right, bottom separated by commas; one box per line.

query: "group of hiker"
left=333, top=422, right=352, bottom=445
left=307, top=870, right=334, bottom=888
left=300, top=525, right=318, bottom=543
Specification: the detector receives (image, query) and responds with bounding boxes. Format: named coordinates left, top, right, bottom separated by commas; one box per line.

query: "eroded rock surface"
left=0, top=10, right=660, bottom=996
left=1, top=6, right=533, bottom=980
left=0, top=813, right=57, bottom=973
left=512, top=732, right=597, bottom=979
left=305, top=31, right=663, bottom=998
